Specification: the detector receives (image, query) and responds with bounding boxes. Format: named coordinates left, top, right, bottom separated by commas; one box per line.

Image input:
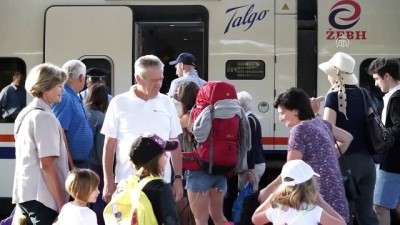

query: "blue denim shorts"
left=185, top=170, right=227, bottom=193
left=374, top=169, right=400, bottom=209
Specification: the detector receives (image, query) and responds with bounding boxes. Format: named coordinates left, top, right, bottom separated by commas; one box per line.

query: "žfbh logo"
left=329, top=0, right=361, bottom=30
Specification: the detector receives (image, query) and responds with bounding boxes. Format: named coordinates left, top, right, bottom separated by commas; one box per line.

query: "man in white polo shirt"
left=101, top=55, right=183, bottom=203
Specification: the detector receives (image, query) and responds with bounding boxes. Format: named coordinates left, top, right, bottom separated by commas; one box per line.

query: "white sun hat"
left=281, top=160, right=320, bottom=186
left=318, top=52, right=358, bottom=85
left=319, top=52, right=359, bottom=119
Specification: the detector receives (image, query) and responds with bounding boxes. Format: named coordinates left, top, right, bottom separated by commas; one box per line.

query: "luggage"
left=183, top=81, right=244, bottom=175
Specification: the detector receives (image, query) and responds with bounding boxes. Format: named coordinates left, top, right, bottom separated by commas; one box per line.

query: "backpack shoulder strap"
left=137, top=176, right=163, bottom=191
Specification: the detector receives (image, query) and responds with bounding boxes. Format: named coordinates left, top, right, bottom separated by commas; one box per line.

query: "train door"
left=273, top=1, right=297, bottom=150
left=44, top=6, right=134, bottom=95
left=135, top=21, right=205, bottom=95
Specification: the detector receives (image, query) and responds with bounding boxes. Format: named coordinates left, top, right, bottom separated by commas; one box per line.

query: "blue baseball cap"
left=169, top=53, right=196, bottom=66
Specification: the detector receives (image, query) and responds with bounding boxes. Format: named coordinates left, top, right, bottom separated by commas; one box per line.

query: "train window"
left=0, top=58, right=26, bottom=123
left=225, top=60, right=265, bottom=80
left=81, top=57, right=113, bottom=96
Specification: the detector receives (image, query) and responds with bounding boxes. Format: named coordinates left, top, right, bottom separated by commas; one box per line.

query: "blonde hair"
left=25, top=63, right=67, bottom=97
left=269, top=177, right=319, bottom=210
left=65, top=169, right=100, bottom=202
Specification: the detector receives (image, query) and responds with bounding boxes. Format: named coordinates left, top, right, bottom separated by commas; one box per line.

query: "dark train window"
left=225, top=60, right=265, bottom=80
left=0, top=58, right=26, bottom=123
left=81, top=57, right=113, bottom=96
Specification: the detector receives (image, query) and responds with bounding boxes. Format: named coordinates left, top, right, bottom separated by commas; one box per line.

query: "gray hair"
left=62, top=59, right=86, bottom=80
left=25, top=63, right=67, bottom=97
left=237, top=91, right=253, bottom=112
left=134, top=55, right=164, bottom=78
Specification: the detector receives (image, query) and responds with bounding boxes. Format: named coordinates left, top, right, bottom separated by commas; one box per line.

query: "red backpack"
left=183, top=81, right=241, bottom=175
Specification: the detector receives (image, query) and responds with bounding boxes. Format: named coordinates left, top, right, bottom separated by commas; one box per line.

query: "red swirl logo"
left=329, top=0, right=361, bottom=30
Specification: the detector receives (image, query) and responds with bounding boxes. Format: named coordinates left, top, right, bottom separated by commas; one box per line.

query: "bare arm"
left=170, top=138, right=183, bottom=202
left=310, top=96, right=325, bottom=114
left=259, top=149, right=303, bottom=202
left=179, top=113, right=190, bottom=129
left=323, top=108, right=353, bottom=156
left=258, top=175, right=281, bottom=202
left=332, top=126, right=353, bottom=156
left=252, top=198, right=272, bottom=225
left=61, top=129, right=74, bottom=170
left=40, top=156, right=66, bottom=212
left=323, top=107, right=337, bottom=126
left=102, top=136, right=117, bottom=203
left=318, top=194, right=346, bottom=225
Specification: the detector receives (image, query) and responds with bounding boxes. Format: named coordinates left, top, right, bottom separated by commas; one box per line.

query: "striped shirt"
left=52, top=84, right=93, bottom=160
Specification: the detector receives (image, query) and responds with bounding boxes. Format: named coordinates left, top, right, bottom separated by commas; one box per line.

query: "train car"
left=0, top=0, right=399, bottom=212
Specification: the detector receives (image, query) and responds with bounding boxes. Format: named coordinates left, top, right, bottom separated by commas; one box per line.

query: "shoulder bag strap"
left=248, top=114, right=257, bottom=131
left=15, top=108, right=44, bottom=136
left=359, top=88, right=379, bottom=116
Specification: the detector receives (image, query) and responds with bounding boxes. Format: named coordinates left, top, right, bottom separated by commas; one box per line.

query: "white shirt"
left=101, top=86, right=182, bottom=183
left=56, top=202, right=97, bottom=225
left=266, top=204, right=323, bottom=225
left=382, top=83, right=400, bottom=125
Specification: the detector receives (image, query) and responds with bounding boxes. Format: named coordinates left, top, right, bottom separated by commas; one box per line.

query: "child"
left=56, top=169, right=100, bottom=225
left=129, top=133, right=180, bottom=225
left=252, top=160, right=346, bottom=225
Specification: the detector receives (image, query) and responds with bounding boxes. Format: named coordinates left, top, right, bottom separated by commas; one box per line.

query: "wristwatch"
left=174, top=174, right=183, bottom=179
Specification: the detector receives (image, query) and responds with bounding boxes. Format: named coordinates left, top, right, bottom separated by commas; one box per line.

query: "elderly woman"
left=237, top=91, right=266, bottom=191
left=259, top=87, right=352, bottom=222
left=319, top=52, right=379, bottom=225
left=12, top=63, right=69, bottom=225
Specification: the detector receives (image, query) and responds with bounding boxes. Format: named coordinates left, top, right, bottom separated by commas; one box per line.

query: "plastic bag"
left=232, top=182, right=254, bottom=223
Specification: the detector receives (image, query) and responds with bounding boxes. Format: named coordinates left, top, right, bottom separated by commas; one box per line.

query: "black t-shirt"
left=325, top=87, right=370, bottom=154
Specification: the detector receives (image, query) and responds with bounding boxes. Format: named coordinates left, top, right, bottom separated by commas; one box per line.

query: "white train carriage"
left=0, top=0, right=399, bottom=210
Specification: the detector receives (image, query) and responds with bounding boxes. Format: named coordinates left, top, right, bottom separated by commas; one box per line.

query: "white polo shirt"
left=101, top=85, right=182, bottom=183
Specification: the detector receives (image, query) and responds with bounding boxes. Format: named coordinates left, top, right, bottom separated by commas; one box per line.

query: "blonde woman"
left=12, top=63, right=69, bottom=225
left=252, top=160, right=345, bottom=225
left=319, top=52, right=378, bottom=225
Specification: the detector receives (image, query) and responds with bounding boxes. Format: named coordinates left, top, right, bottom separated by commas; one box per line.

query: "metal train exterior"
left=0, top=0, right=399, bottom=208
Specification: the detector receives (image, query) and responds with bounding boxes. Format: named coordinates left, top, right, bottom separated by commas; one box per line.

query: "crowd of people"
left=4, top=51, right=400, bottom=225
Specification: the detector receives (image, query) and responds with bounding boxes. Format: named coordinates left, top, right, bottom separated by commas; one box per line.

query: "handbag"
left=232, top=183, right=254, bottom=223
left=337, top=143, right=360, bottom=200
left=237, top=191, right=260, bottom=225
left=360, top=88, right=395, bottom=154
